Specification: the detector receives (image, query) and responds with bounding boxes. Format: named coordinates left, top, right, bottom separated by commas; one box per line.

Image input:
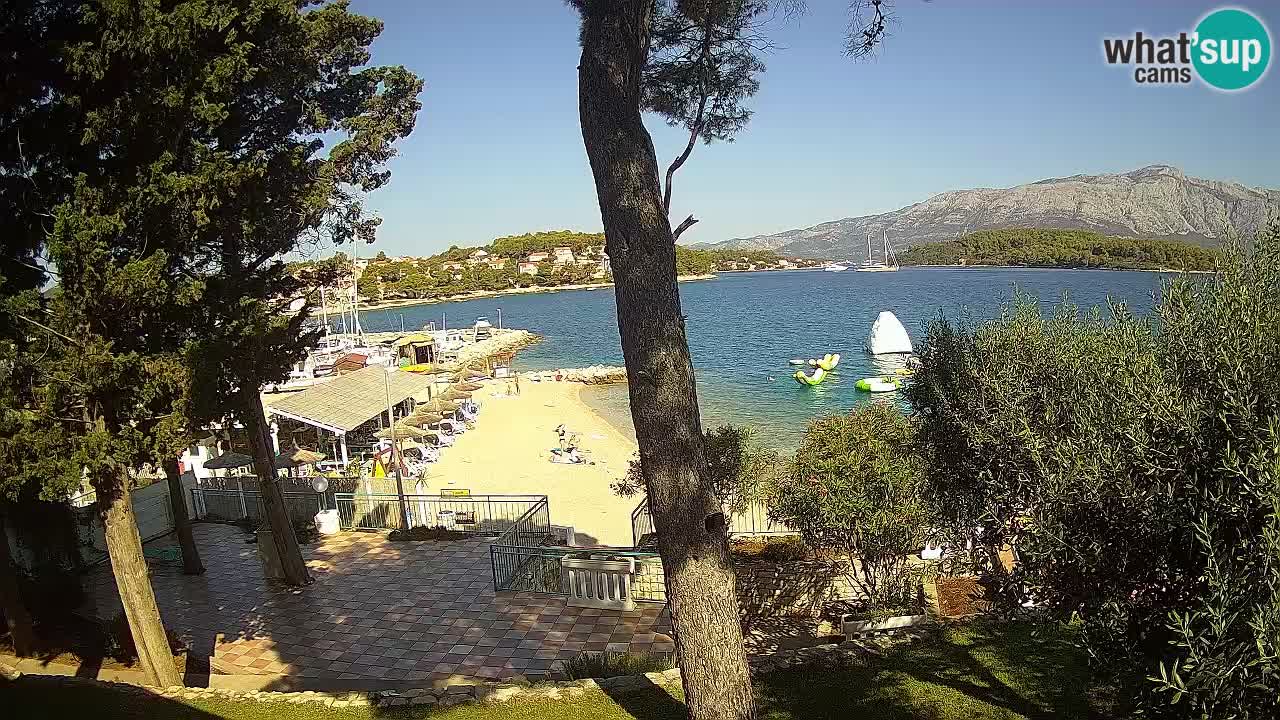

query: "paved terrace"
left=87, top=524, right=671, bottom=688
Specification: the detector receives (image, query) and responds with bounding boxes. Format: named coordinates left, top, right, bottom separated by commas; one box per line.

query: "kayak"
left=788, top=359, right=806, bottom=365
left=855, top=376, right=900, bottom=393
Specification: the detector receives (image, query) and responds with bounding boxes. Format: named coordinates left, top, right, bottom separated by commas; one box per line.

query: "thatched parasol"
left=203, top=452, right=255, bottom=470
left=457, top=382, right=483, bottom=392
left=417, top=399, right=459, bottom=414
left=439, top=388, right=471, bottom=402
left=374, top=424, right=433, bottom=440
left=405, top=409, right=445, bottom=426
left=273, top=447, right=326, bottom=467
left=451, top=368, right=488, bottom=382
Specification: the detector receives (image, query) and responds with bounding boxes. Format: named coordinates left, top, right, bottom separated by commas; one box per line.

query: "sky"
left=340, top=0, right=1280, bottom=258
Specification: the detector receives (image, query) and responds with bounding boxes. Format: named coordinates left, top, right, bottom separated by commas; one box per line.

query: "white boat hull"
left=868, top=311, right=914, bottom=354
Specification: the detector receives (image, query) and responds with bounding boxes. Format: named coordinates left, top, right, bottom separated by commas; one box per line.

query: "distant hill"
left=695, top=166, right=1279, bottom=260
left=898, top=229, right=1218, bottom=271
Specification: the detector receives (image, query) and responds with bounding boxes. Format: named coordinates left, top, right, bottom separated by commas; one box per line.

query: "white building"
left=518, top=261, right=539, bottom=275
left=552, top=246, right=575, bottom=265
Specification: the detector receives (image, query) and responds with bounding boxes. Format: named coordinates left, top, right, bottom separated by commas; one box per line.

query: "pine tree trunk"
left=99, top=468, right=182, bottom=687
left=0, top=512, right=38, bottom=657
left=577, top=3, right=755, bottom=719
left=163, top=457, right=205, bottom=576
left=242, top=392, right=311, bottom=586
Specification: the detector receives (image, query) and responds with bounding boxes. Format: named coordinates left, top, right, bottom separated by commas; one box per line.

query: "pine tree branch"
left=8, top=310, right=78, bottom=345
left=673, top=214, right=699, bottom=240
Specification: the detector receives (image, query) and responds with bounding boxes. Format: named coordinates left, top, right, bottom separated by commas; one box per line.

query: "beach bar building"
left=392, top=332, right=436, bottom=367
left=263, top=365, right=434, bottom=466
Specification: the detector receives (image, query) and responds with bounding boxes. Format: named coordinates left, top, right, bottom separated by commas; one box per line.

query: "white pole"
left=497, top=308, right=502, bottom=330
left=236, top=473, right=248, bottom=520
left=384, top=369, right=410, bottom=529
left=320, top=285, right=330, bottom=338
left=339, top=433, right=349, bottom=466
left=350, top=241, right=362, bottom=340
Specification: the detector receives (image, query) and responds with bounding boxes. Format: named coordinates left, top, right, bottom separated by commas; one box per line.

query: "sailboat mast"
left=320, top=284, right=330, bottom=337
left=351, top=243, right=363, bottom=339
left=866, top=230, right=873, bottom=264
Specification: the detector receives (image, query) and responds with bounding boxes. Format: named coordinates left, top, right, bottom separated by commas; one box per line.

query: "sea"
left=350, top=268, right=1170, bottom=449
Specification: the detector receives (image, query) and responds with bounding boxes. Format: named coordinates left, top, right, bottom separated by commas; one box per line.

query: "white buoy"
left=867, top=311, right=913, bottom=355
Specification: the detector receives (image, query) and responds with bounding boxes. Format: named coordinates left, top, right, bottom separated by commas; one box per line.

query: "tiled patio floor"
left=87, top=524, right=671, bottom=686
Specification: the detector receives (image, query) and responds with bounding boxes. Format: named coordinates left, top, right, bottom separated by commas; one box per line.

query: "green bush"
left=387, top=525, right=471, bottom=542
left=768, top=403, right=930, bottom=613
left=905, top=228, right=1280, bottom=717
left=561, top=651, right=674, bottom=680
left=730, top=535, right=809, bottom=562
left=104, top=611, right=183, bottom=664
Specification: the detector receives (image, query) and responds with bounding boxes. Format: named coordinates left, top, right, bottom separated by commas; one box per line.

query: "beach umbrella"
left=440, top=388, right=471, bottom=402
left=203, top=452, right=254, bottom=470
left=273, top=447, right=325, bottom=468
left=417, top=399, right=459, bottom=414
left=406, top=409, right=445, bottom=425
left=374, top=424, right=433, bottom=440
left=457, top=382, right=483, bottom=392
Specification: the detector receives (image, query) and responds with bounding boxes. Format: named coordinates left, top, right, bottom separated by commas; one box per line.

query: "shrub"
left=292, top=516, right=319, bottom=545
left=905, top=228, right=1280, bottom=717
left=387, top=525, right=471, bottom=542
left=562, top=651, right=674, bottom=679
left=104, top=611, right=183, bottom=664
left=730, top=535, right=810, bottom=562
left=612, top=424, right=782, bottom=516
left=768, top=403, right=930, bottom=613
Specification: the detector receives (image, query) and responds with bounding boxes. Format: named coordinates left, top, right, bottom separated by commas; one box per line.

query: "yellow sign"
left=440, top=488, right=471, bottom=497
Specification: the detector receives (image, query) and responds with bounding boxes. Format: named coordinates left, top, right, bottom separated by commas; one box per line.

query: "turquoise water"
left=352, top=268, right=1167, bottom=447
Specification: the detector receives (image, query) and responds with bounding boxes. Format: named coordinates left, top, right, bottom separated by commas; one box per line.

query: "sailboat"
left=856, top=229, right=899, bottom=273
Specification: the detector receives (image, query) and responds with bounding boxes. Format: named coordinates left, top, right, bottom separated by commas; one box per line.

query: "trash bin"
left=315, top=509, right=340, bottom=536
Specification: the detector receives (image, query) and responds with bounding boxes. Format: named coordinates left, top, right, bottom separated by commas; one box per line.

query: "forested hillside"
left=898, top=229, right=1218, bottom=271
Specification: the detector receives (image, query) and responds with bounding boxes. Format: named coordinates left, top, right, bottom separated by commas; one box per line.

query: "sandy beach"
left=419, top=379, right=640, bottom=547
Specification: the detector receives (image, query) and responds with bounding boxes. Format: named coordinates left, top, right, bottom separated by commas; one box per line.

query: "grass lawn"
left=1, top=620, right=1106, bottom=720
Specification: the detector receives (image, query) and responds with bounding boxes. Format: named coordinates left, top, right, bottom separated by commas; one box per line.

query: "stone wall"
left=735, top=558, right=864, bottom=619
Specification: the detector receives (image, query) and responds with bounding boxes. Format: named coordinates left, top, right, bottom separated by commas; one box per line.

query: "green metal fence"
left=491, top=499, right=666, bottom=603
left=333, top=493, right=547, bottom=534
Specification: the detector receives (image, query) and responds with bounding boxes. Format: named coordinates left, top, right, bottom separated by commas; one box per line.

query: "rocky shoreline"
left=522, top=364, right=627, bottom=385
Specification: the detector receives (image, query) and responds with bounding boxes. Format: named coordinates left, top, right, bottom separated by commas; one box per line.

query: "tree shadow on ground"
left=0, top=674, right=227, bottom=720
left=755, top=620, right=1102, bottom=720
left=600, top=677, right=687, bottom=720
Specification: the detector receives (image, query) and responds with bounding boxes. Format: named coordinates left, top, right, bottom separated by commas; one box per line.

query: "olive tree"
left=768, top=403, right=930, bottom=613
left=905, top=228, right=1280, bottom=717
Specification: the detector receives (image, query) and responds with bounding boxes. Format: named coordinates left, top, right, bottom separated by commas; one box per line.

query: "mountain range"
left=695, top=166, right=1279, bottom=260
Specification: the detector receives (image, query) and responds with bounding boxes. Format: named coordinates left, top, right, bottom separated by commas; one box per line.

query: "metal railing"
left=631, top=497, right=797, bottom=546
left=492, top=499, right=666, bottom=603
left=631, top=500, right=656, bottom=548
left=190, top=488, right=323, bottom=525
left=728, top=499, right=797, bottom=537
left=334, top=493, right=547, bottom=534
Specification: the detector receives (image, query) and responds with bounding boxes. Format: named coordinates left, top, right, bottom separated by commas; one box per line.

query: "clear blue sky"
left=343, top=0, right=1278, bottom=257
